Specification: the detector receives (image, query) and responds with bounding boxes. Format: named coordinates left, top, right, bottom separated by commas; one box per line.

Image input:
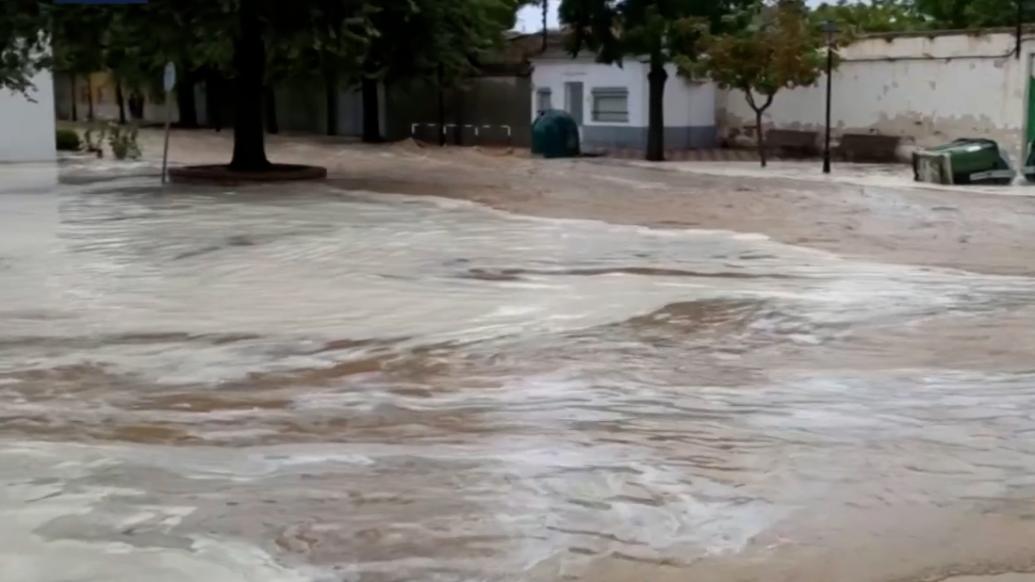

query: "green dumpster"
left=913, top=139, right=1014, bottom=185
left=1023, top=140, right=1035, bottom=183
left=532, top=109, right=580, bottom=159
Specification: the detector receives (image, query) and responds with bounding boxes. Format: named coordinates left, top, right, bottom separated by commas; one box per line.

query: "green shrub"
left=55, top=129, right=80, bottom=151
left=83, top=125, right=106, bottom=158
left=108, top=124, right=141, bottom=160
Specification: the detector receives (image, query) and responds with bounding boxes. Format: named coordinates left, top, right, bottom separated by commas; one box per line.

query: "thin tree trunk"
left=645, top=56, right=667, bottom=162
left=455, top=88, right=466, bottom=146
left=755, top=109, right=766, bottom=167
left=263, top=85, right=278, bottom=134
left=115, top=80, right=126, bottom=124
left=541, top=0, right=548, bottom=52
left=437, top=65, right=445, bottom=147
left=176, top=71, right=198, bottom=128
left=325, top=68, right=338, bottom=136
left=70, top=75, right=78, bottom=121
left=205, top=72, right=223, bottom=131
left=361, top=76, right=380, bottom=142
left=86, top=75, right=94, bottom=121
left=229, top=0, right=270, bottom=171
left=744, top=91, right=774, bottom=168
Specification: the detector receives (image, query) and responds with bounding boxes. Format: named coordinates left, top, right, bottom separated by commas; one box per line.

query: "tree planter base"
left=168, top=164, right=327, bottom=184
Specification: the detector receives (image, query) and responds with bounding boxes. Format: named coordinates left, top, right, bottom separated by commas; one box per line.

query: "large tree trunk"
left=115, top=80, right=126, bottom=125
left=361, top=76, right=380, bottom=143
left=325, top=68, right=338, bottom=136
left=70, top=75, right=78, bottom=122
left=755, top=109, right=767, bottom=167
left=175, top=71, right=198, bottom=128
left=229, top=0, right=270, bottom=171
left=645, top=57, right=667, bottom=162
left=263, top=85, right=278, bottom=134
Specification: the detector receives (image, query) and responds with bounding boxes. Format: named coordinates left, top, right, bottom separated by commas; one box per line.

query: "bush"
left=83, top=125, right=107, bottom=158
left=108, top=124, right=141, bottom=160
left=56, top=129, right=80, bottom=151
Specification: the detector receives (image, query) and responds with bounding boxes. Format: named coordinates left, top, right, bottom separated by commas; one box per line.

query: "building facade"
left=530, top=53, right=717, bottom=152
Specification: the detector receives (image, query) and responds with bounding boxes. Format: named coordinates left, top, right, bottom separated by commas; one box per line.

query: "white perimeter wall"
left=0, top=68, right=56, bottom=162
left=532, top=58, right=716, bottom=129
left=664, top=66, right=717, bottom=128
left=718, top=31, right=1028, bottom=160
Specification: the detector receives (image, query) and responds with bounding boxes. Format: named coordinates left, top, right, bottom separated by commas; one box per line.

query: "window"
left=536, top=88, right=552, bottom=113
left=592, top=88, right=628, bottom=122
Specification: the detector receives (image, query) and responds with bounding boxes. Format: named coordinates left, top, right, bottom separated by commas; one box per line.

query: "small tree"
left=689, top=0, right=825, bottom=166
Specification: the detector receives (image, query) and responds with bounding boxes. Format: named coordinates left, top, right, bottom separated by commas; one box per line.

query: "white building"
left=0, top=68, right=56, bottom=162
left=530, top=49, right=717, bottom=152
left=718, top=29, right=1035, bottom=162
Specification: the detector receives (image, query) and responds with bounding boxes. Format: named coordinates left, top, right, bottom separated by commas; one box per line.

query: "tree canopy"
left=3, top=0, right=522, bottom=170
left=813, top=0, right=1032, bottom=32
left=1, top=0, right=51, bottom=95
left=356, top=0, right=518, bottom=141
left=811, top=0, right=926, bottom=34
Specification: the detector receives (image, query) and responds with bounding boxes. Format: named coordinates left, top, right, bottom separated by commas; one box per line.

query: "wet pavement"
left=4, top=161, right=1035, bottom=581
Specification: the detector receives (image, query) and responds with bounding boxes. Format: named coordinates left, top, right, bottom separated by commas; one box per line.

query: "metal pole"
left=823, top=41, right=833, bottom=174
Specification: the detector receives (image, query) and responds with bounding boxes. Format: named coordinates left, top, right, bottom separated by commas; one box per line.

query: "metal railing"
left=410, top=123, right=513, bottom=148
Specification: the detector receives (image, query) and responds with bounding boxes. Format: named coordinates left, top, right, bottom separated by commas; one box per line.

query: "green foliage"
left=0, top=0, right=51, bottom=94
left=358, top=0, right=519, bottom=88
left=55, top=128, right=81, bottom=151
left=82, top=124, right=107, bottom=158
left=691, top=1, right=824, bottom=108
left=812, top=0, right=926, bottom=34
left=813, top=0, right=1028, bottom=33
left=912, top=0, right=1022, bottom=28
left=559, top=0, right=736, bottom=66
left=266, top=0, right=375, bottom=83
left=690, top=0, right=825, bottom=165
left=107, top=123, right=140, bottom=160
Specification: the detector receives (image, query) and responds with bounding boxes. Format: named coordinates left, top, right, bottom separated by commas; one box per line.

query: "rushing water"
left=4, top=168, right=1035, bottom=581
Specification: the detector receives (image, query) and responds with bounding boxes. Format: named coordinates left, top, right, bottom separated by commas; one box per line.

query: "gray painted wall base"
left=581, top=125, right=716, bottom=151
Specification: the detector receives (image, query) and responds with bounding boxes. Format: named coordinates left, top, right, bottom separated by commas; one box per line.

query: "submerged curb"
left=168, top=164, right=327, bottom=184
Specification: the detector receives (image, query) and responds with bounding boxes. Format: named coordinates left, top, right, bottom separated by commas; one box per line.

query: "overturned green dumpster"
left=1024, top=141, right=1035, bottom=183
left=913, top=139, right=1015, bottom=185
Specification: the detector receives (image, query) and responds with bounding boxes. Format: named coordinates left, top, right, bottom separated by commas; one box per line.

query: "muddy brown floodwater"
left=5, top=144, right=1035, bottom=582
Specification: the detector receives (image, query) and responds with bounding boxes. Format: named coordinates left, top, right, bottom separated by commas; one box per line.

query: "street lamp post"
left=822, top=20, right=839, bottom=174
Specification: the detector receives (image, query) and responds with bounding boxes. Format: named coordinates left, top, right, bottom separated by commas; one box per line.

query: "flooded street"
left=5, top=158, right=1035, bottom=581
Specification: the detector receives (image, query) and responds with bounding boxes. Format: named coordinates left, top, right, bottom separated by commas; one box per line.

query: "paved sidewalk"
left=630, top=159, right=1035, bottom=197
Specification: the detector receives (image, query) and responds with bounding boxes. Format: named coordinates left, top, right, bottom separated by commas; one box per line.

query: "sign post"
left=161, top=62, right=176, bottom=184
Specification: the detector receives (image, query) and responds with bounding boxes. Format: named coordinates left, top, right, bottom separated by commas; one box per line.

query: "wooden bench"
left=839, top=133, right=902, bottom=163
left=765, top=129, right=819, bottom=158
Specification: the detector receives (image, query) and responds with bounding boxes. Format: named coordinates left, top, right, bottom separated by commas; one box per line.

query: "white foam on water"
left=0, top=482, right=313, bottom=582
